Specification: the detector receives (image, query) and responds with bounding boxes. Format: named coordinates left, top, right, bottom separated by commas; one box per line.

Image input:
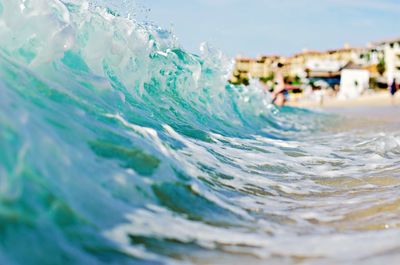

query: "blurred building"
left=230, top=37, right=400, bottom=90
left=288, top=50, right=325, bottom=78
left=287, top=45, right=373, bottom=79
left=338, top=62, right=370, bottom=99
left=230, top=55, right=283, bottom=84
left=373, top=38, right=400, bottom=83
left=231, top=45, right=371, bottom=83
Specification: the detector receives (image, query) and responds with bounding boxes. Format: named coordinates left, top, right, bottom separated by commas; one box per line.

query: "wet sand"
left=326, top=105, right=400, bottom=135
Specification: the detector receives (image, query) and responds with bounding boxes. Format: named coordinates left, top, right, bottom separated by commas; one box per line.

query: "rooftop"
left=372, top=36, right=400, bottom=46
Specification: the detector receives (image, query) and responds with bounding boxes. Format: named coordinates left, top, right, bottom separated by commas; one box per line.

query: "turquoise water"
left=1, top=1, right=400, bottom=264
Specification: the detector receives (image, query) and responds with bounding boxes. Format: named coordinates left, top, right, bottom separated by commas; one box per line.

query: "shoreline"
left=288, top=91, right=400, bottom=109
left=325, top=105, right=400, bottom=133
left=289, top=91, right=400, bottom=131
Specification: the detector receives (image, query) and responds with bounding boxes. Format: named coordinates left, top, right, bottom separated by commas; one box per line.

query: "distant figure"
left=390, top=79, right=397, bottom=105
left=271, top=63, right=287, bottom=107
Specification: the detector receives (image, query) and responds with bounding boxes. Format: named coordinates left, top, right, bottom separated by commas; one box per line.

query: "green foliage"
left=377, top=58, right=386, bottom=76
left=369, top=77, right=378, bottom=90
left=242, top=77, right=249, bottom=86
left=293, top=75, right=301, bottom=85
left=259, top=72, right=274, bottom=84
left=229, top=76, right=249, bottom=86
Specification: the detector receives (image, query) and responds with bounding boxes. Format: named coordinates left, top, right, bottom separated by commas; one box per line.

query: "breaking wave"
left=0, top=1, right=399, bottom=264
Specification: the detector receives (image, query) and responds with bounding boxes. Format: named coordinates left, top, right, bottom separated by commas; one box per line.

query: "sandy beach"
left=288, top=91, right=400, bottom=109
left=289, top=91, right=400, bottom=133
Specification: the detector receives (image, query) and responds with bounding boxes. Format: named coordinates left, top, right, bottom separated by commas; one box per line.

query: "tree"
left=377, top=59, right=386, bottom=76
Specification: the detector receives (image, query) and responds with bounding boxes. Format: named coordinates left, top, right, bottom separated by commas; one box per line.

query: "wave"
left=1, top=1, right=399, bottom=265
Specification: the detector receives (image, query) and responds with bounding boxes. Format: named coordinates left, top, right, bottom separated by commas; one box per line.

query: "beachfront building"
left=338, top=63, right=370, bottom=99
left=230, top=57, right=252, bottom=84
left=287, top=50, right=323, bottom=78
left=326, top=46, right=368, bottom=65
left=286, top=45, right=369, bottom=78
left=373, top=38, right=400, bottom=83
left=230, top=38, right=399, bottom=90
left=230, top=55, right=283, bottom=84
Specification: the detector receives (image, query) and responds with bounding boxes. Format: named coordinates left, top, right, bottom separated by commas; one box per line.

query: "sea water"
left=0, top=1, right=399, bottom=264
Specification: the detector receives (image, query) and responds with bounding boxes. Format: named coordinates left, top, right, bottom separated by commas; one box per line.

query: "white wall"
left=383, top=42, right=400, bottom=83
left=338, top=69, right=370, bottom=99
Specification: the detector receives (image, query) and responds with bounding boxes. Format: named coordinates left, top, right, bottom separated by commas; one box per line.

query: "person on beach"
left=271, top=63, right=287, bottom=107
left=271, top=63, right=298, bottom=107
left=390, top=79, right=397, bottom=105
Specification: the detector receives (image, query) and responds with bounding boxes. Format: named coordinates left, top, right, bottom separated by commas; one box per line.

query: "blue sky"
left=136, top=0, right=400, bottom=57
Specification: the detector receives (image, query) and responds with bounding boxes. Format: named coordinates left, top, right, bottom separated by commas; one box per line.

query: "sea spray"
left=1, top=0, right=400, bottom=265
